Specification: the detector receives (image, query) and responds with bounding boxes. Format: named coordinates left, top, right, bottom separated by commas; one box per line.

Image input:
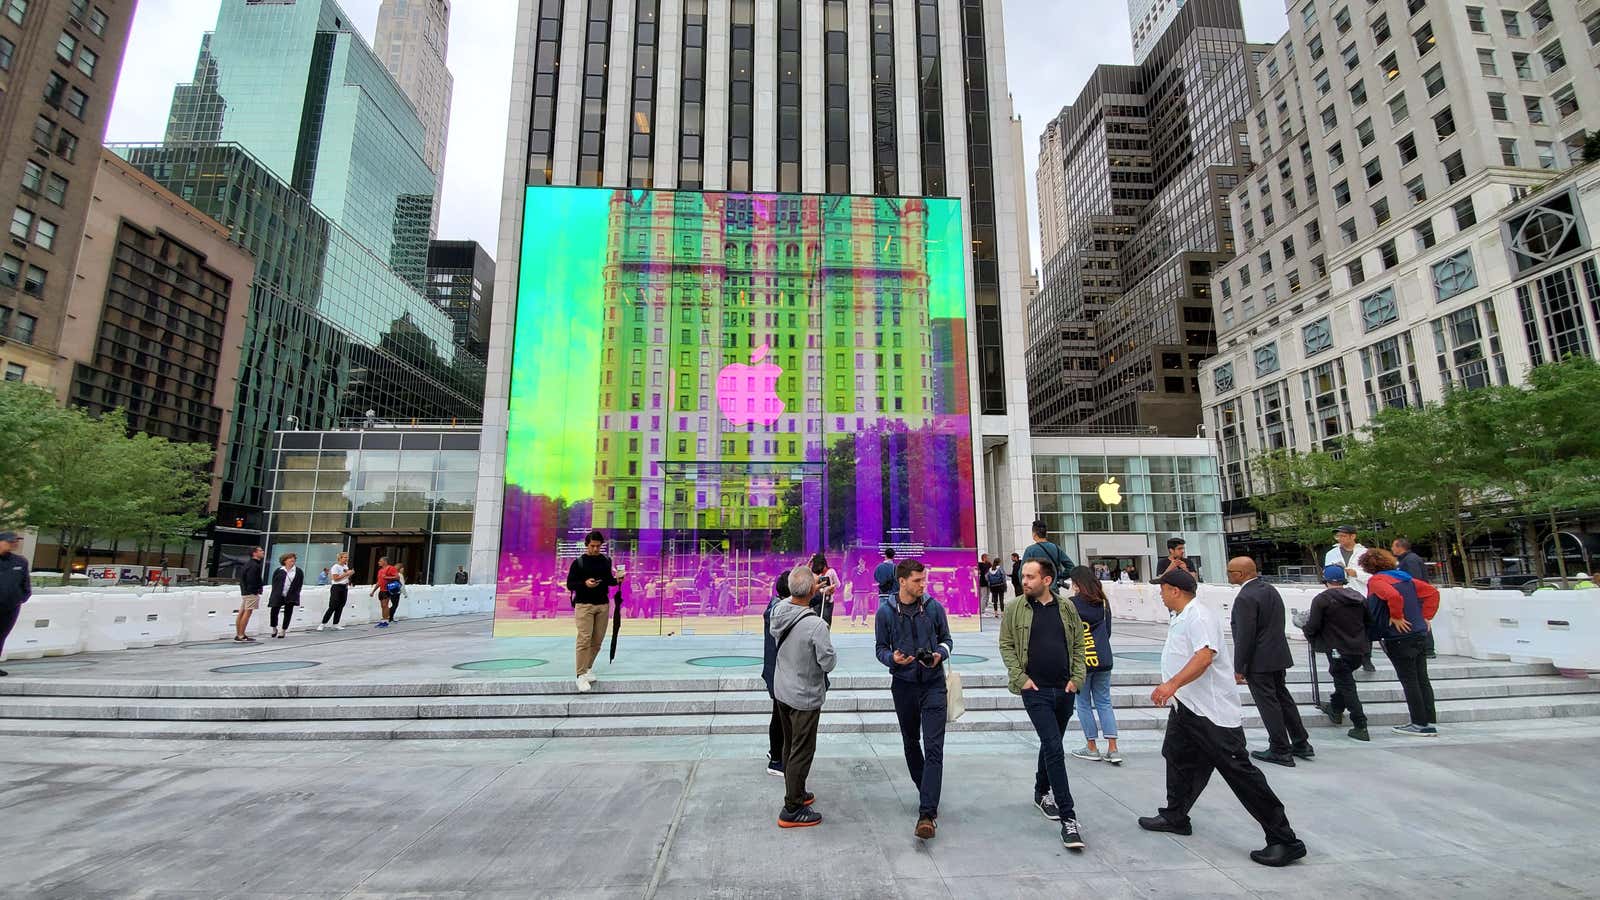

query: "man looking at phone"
left=565, top=529, right=625, bottom=693
left=874, top=559, right=953, bottom=840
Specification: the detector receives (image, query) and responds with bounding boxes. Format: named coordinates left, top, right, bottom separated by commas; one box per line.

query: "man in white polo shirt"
left=1326, top=525, right=1377, bottom=671
left=1137, top=568, right=1307, bottom=868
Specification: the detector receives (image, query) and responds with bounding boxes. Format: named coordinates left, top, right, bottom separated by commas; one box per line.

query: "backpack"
left=386, top=580, right=403, bottom=595
left=986, top=568, right=1007, bottom=590
left=876, top=562, right=897, bottom=594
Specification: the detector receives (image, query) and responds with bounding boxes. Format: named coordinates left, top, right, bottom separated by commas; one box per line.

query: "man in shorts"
left=236, top=547, right=265, bottom=642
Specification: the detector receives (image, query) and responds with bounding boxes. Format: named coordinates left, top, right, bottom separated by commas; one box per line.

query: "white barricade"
left=0, top=593, right=92, bottom=660
left=340, top=589, right=381, bottom=626
left=180, top=590, right=235, bottom=642
left=83, top=591, right=188, bottom=651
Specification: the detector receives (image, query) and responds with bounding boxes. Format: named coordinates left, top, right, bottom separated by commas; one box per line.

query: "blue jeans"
left=1074, top=670, right=1118, bottom=741
left=890, top=678, right=947, bottom=818
left=1021, top=686, right=1077, bottom=820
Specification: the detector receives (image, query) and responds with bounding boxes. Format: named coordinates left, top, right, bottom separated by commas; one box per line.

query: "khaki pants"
left=574, top=603, right=610, bottom=676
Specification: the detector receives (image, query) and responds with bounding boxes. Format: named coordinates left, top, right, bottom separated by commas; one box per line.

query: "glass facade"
left=266, top=428, right=479, bottom=585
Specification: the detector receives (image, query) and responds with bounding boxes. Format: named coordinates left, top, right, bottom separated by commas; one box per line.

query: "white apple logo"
left=715, top=343, right=785, bottom=427
left=1098, top=477, right=1123, bottom=506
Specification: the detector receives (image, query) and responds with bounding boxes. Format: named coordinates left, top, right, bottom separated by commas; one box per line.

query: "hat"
left=1322, top=564, right=1348, bottom=584
left=1333, top=525, right=1358, bottom=535
left=1157, top=568, right=1197, bottom=593
left=1578, top=573, right=1591, bottom=580
left=0, top=531, right=17, bottom=542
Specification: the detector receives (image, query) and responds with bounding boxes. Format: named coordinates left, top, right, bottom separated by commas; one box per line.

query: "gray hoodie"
left=770, top=598, right=837, bottom=711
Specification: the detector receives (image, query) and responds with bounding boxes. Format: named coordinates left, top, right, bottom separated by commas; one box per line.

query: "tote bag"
left=945, top=655, right=965, bottom=722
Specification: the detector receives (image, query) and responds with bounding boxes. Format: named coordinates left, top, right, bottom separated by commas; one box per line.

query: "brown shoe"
left=914, top=817, right=936, bottom=839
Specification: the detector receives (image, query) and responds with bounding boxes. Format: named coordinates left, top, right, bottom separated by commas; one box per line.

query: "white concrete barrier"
left=84, top=592, right=187, bottom=651
left=0, top=593, right=91, bottom=659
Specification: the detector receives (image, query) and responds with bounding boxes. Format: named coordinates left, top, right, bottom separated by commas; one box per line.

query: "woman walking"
left=267, top=552, right=304, bottom=638
left=318, top=552, right=351, bottom=631
left=1067, top=565, right=1121, bottom=764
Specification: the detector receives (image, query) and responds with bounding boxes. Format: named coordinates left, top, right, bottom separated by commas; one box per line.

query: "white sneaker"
left=576, top=675, right=591, bottom=692
left=315, top=624, right=325, bottom=632
left=583, top=672, right=598, bottom=687
left=332, top=624, right=344, bottom=631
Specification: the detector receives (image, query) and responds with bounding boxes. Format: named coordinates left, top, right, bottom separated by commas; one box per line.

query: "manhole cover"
left=210, top=661, right=321, bottom=674
left=1114, top=651, right=1164, bottom=662
left=948, top=654, right=987, bottom=664
left=686, top=655, right=762, bottom=668
left=453, top=658, right=549, bottom=671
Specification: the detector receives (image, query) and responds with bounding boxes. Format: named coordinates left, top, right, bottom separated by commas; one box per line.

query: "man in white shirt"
left=1138, top=568, right=1307, bottom=868
left=1325, top=526, right=1376, bottom=671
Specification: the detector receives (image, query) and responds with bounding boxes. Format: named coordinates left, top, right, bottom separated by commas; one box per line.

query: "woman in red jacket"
left=1359, top=549, right=1440, bottom=736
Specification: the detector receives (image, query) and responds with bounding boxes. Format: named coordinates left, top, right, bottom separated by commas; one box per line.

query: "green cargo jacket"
left=998, top=590, right=1088, bottom=695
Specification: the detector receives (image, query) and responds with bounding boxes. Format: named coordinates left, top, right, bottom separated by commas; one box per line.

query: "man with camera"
left=874, top=559, right=953, bottom=840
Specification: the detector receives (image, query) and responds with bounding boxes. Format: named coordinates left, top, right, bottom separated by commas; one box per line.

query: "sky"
left=105, top=0, right=1290, bottom=270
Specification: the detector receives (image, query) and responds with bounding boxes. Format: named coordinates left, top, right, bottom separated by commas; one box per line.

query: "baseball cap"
left=1322, top=564, right=1348, bottom=584
left=0, top=531, right=18, bottom=542
left=1333, top=525, right=1358, bottom=535
left=1157, top=568, right=1197, bottom=593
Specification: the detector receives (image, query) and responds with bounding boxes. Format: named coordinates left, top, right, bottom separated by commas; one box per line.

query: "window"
left=1333, top=6, right=1350, bottom=34
left=1304, top=317, right=1334, bottom=355
left=1312, top=254, right=1327, bottom=278
left=88, top=6, right=107, bottom=36
left=55, top=31, right=76, bottom=63
left=1537, top=141, right=1556, bottom=170
left=1433, top=250, right=1477, bottom=301
left=1348, top=258, right=1365, bottom=286
left=0, top=35, right=12, bottom=71
left=1589, top=11, right=1600, bottom=46
left=56, top=129, right=77, bottom=161
left=0, top=254, right=18, bottom=287
left=1240, top=266, right=1252, bottom=288
left=1342, top=42, right=1360, bottom=71
left=1379, top=51, right=1399, bottom=81
left=1540, top=41, right=1565, bottom=75
left=1334, top=179, right=1351, bottom=206
left=1503, top=11, right=1521, bottom=37
left=1361, top=287, right=1399, bottom=330
left=1433, top=107, right=1456, bottom=140
left=1423, top=64, right=1445, bottom=98
left=1349, top=78, right=1368, bottom=108
left=1372, top=197, right=1391, bottom=227
left=1529, top=1, right=1553, bottom=33
left=13, top=311, right=35, bottom=342
left=22, top=264, right=45, bottom=294
left=1314, top=69, right=1331, bottom=95
left=1442, top=151, right=1466, bottom=184
left=1413, top=22, right=1434, bottom=57
left=1379, top=239, right=1399, bottom=270
left=1282, top=236, right=1296, bottom=260
left=1340, top=217, right=1358, bottom=245
left=32, top=218, right=55, bottom=251
left=1478, top=49, right=1498, bottom=76
left=1308, top=34, right=1324, bottom=60
left=1554, top=85, right=1580, bottom=120
left=1388, top=91, right=1409, bottom=124
left=30, top=116, right=52, bottom=151
left=1432, top=303, right=1506, bottom=390
left=1259, top=252, right=1273, bottom=275
left=44, top=174, right=67, bottom=206
left=1321, top=106, right=1338, bottom=133
left=2, top=364, right=21, bottom=382
left=1361, top=334, right=1419, bottom=412
left=43, top=71, right=65, bottom=107
left=1406, top=175, right=1427, bottom=205
left=9, top=208, right=31, bottom=242
left=1363, top=157, right=1383, bottom=187
left=1500, top=137, right=1520, bottom=166
left=1525, top=96, right=1544, bottom=125
left=76, top=46, right=97, bottom=78
left=64, top=87, right=87, bottom=120
left=1214, top=363, right=1235, bottom=393
left=1254, top=343, right=1281, bottom=377
left=1488, top=93, right=1509, bottom=121
left=1307, top=219, right=1322, bottom=245
left=1371, top=14, right=1390, bottom=45
left=1328, top=141, right=1345, bottom=169
left=1397, top=132, right=1417, bottom=165
left=1416, top=219, right=1437, bottom=250
left=1467, top=7, right=1486, bottom=33
left=4, top=0, right=25, bottom=26
left=20, top=160, right=43, bottom=194
left=1452, top=196, right=1476, bottom=230
left=1356, top=118, right=1374, bottom=147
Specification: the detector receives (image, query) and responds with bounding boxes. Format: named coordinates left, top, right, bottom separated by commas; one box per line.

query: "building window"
left=1254, top=380, right=1294, bottom=451
left=1378, top=239, right=1399, bottom=269
left=1363, top=157, right=1382, bottom=187
left=726, top=0, right=756, bottom=190
left=1303, top=317, right=1333, bottom=356
left=1359, top=333, right=1419, bottom=413
left=1442, top=150, right=1465, bottom=184
left=1554, top=84, right=1580, bottom=120
left=1406, top=175, right=1426, bottom=206
left=1522, top=267, right=1592, bottom=360
left=44, top=173, right=67, bottom=206
left=869, top=0, right=898, bottom=195
left=823, top=0, right=850, bottom=194
left=13, top=311, right=35, bottom=342
left=76, top=46, right=97, bottom=79
left=4, top=0, right=25, bottom=26
left=1525, top=95, right=1545, bottom=125
left=21, top=265, right=44, bottom=296
left=64, top=87, right=87, bottom=120
left=1372, top=197, right=1391, bottom=227
left=1431, top=303, right=1506, bottom=390
left=20, top=160, right=43, bottom=194
left=677, top=0, right=706, bottom=188
left=914, top=0, right=946, bottom=196
left=1433, top=107, right=1456, bottom=140
left=1505, top=190, right=1588, bottom=277
left=1254, top=343, right=1281, bottom=377
left=1540, top=41, right=1566, bottom=75
left=526, top=0, right=565, bottom=186
left=56, top=31, right=76, bottom=63
left=56, top=129, right=77, bottom=162
left=1416, top=219, right=1436, bottom=250
left=1588, top=10, right=1600, bottom=46
left=2, top=363, right=23, bottom=382
left=1452, top=196, right=1477, bottom=230
left=1513, top=52, right=1533, bottom=80
left=1433, top=251, right=1477, bottom=301
left=89, top=6, right=107, bottom=36
left=1413, top=22, right=1434, bottom=57
left=1477, top=48, right=1497, bottom=76
left=33, top=218, right=55, bottom=251
left=775, top=0, right=802, bottom=192
left=0, top=254, right=18, bottom=287
left=1500, top=137, right=1520, bottom=167
left=576, top=0, right=613, bottom=187
left=9, top=207, right=32, bottom=242
left=1537, top=141, right=1557, bottom=170
left=1488, top=93, right=1508, bottom=122
left=1213, top=362, right=1234, bottom=393
left=1302, top=360, right=1350, bottom=448
left=1361, top=286, right=1399, bottom=331
left=625, top=0, right=659, bottom=188
left=0, top=36, right=13, bottom=71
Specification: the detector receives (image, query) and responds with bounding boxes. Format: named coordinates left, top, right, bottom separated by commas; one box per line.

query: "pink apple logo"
left=716, top=343, right=785, bottom=426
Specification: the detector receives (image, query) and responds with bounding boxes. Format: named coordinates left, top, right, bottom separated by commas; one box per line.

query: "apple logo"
left=1097, top=477, right=1123, bottom=506
left=716, top=342, right=785, bottom=426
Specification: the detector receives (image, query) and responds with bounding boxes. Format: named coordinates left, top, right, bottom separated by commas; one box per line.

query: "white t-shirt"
left=1325, top=543, right=1370, bottom=593
left=329, top=563, right=351, bottom=586
left=1162, top=599, right=1243, bottom=728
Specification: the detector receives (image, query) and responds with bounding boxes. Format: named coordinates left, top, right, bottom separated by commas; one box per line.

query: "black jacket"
left=453, top=570, right=469, bottom=584
left=1302, top=586, right=1371, bottom=656
left=0, top=552, right=31, bottom=605
left=1395, top=551, right=1428, bottom=581
left=237, top=556, right=265, bottom=596
left=566, top=554, right=617, bottom=605
left=1232, top=579, right=1294, bottom=674
left=761, top=596, right=780, bottom=698
left=268, top=566, right=304, bottom=607
left=1010, top=559, right=1023, bottom=596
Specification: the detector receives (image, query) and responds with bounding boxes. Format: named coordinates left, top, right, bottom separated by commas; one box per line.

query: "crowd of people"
left=227, top=548, right=411, bottom=641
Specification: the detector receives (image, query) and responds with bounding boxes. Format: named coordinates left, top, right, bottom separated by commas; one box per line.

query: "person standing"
left=1139, top=568, right=1306, bottom=867
left=370, top=556, right=400, bottom=628
left=316, top=567, right=330, bottom=586
left=318, top=552, right=352, bottom=631
left=453, top=565, right=470, bottom=585
left=986, top=558, right=1009, bottom=617
left=1327, top=526, right=1374, bottom=671
left=771, top=564, right=836, bottom=828
left=1361, top=549, right=1441, bottom=736
left=810, top=553, right=839, bottom=626
left=975, top=553, right=992, bottom=599
left=0, top=531, right=33, bottom=676
left=1155, top=538, right=1199, bottom=581
left=1301, top=565, right=1371, bottom=741
left=234, top=547, right=265, bottom=643
left=762, top=570, right=793, bottom=777
left=866, top=548, right=897, bottom=626
left=1022, top=521, right=1076, bottom=575
left=267, top=552, right=304, bottom=638
left=1226, top=557, right=1312, bottom=766
left=1009, top=552, right=1023, bottom=597
left=565, top=530, right=624, bottom=693
left=999, top=558, right=1088, bottom=850
left=1391, top=538, right=1436, bottom=657
left=875, top=559, right=953, bottom=840
left=1067, top=565, right=1121, bottom=765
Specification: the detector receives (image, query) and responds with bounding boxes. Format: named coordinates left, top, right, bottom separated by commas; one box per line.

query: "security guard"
left=0, top=531, right=33, bottom=676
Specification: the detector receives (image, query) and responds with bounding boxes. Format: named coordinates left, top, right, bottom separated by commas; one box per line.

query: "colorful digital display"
left=496, top=187, right=979, bottom=635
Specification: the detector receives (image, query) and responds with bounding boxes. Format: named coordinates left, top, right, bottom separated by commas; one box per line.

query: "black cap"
left=0, top=531, right=17, bottom=542
left=1157, top=568, right=1197, bottom=593
left=1334, top=525, right=1358, bottom=535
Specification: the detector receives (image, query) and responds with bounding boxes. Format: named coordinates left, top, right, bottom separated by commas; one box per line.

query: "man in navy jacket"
left=875, top=558, right=952, bottom=841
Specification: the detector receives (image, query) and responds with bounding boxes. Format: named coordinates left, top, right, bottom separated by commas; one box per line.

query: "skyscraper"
left=426, top=239, right=492, bottom=359
left=375, top=0, right=453, bottom=237
left=1128, top=0, right=1187, bottom=65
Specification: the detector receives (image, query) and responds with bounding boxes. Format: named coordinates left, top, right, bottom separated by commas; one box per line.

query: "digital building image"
left=495, top=187, right=979, bottom=635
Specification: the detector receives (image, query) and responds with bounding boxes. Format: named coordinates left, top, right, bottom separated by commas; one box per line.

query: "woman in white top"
left=318, top=552, right=352, bottom=631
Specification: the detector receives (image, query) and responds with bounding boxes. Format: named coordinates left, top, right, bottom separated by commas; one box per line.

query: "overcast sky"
left=106, top=1, right=1290, bottom=270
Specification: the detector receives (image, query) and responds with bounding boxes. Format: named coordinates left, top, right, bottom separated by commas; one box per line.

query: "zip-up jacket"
left=1366, top=570, right=1438, bottom=640
left=875, top=596, right=953, bottom=686
left=998, top=590, right=1087, bottom=695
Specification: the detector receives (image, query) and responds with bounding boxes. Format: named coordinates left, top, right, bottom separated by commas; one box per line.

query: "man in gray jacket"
left=770, top=563, right=837, bottom=828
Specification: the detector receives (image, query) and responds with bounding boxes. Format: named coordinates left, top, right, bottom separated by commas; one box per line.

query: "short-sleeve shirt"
left=329, top=563, right=351, bottom=585
left=1161, top=599, right=1243, bottom=728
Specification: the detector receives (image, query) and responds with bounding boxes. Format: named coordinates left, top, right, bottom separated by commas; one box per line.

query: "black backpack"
left=986, top=568, right=1007, bottom=589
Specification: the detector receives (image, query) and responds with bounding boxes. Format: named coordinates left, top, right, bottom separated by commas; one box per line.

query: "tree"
left=0, top=382, right=66, bottom=527
left=1248, top=449, right=1349, bottom=564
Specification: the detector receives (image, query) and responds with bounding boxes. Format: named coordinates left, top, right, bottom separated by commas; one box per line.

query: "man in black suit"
left=1226, top=557, right=1312, bottom=767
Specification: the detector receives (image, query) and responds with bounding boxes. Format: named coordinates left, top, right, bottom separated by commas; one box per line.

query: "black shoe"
left=1251, top=750, right=1296, bottom=767
left=1317, top=704, right=1342, bottom=726
left=778, top=805, right=822, bottom=828
left=0, top=669, right=7, bottom=676
left=766, top=757, right=785, bottom=776
left=1347, top=726, right=1370, bottom=742
left=1250, top=840, right=1308, bottom=867
left=1034, top=790, right=1061, bottom=821
left=800, top=792, right=815, bottom=807
left=1361, top=660, right=1376, bottom=673
left=1138, top=814, right=1193, bottom=835
left=1061, top=818, right=1086, bottom=850
left=1289, top=742, right=1315, bottom=760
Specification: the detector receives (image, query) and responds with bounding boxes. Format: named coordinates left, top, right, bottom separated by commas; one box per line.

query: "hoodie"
left=1302, top=585, right=1370, bottom=656
left=770, top=599, right=836, bottom=710
left=1367, top=570, right=1439, bottom=641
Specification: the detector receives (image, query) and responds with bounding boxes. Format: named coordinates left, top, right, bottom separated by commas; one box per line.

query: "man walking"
left=370, top=556, right=400, bottom=627
left=875, top=559, right=953, bottom=840
left=1226, top=557, right=1312, bottom=766
left=999, top=558, right=1087, bottom=849
left=235, top=547, right=265, bottom=643
left=0, top=531, right=32, bottom=676
left=771, top=563, right=836, bottom=828
left=565, top=530, right=624, bottom=693
left=1139, top=568, right=1307, bottom=867
left=1022, top=520, right=1076, bottom=574
left=1301, top=565, right=1371, bottom=741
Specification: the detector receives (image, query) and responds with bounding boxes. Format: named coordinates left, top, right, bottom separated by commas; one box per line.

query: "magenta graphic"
left=716, top=343, right=786, bottom=427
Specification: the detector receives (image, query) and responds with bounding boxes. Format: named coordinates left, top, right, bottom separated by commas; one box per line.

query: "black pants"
left=776, top=701, right=820, bottom=809
left=0, top=600, right=20, bottom=658
left=1326, top=651, right=1369, bottom=727
left=768, top=699, right=784, bottom=763
left=270, top=603, right=295, bottom=630
left=386, top=589, right=400, bottom=620
left=1245, top=670, right=1308, bottom=754
left=1021, top=685, right=1077, bottom=820
left=989, top=589, right=1006, bottom=614
left=891, top=678, right=947, bottom=819
left=322, top=585, right=348, bottom=624
left=1384, top=633, right=1437, bottom=726
left=1161, top=702, right=1297, bottom=845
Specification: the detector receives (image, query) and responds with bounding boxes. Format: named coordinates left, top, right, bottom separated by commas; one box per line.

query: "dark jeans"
left=322, top=585, right=348, bottom=624
left=1161, top=702, right=1297, bottom=846
left=1021, top=685, right=1078, bottom=820
left=989, top=589, right=1006, bottom=614
left=1245, top=670, right=1309, bottom=754
left=1384, top=633, right=1437, bottom=726
left=1326, top=651, right=1369, bottom=727
left=270, top=604, right=295, bottom=630
left=768, top=699, right=784, bottom=763
left=385, top=589, right=400, bottom=621
left=0, top=600, right=19, bottom=657
left=890, top=677, right=947, bottom=818
left=776, top=701, right=820, bottom=809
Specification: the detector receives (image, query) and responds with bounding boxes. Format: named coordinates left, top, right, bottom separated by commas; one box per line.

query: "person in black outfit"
left=1009, top=552, right=1023, bottom=597
left=1301, top=565, right=1372, bottom=741
left=453, top=566, right=470, bottom=585
left=1154, top=538, right=1199, bottom=581
left=762, top=570, right=793, bottom=776
left=986, top=558, right=1009, bottom=617
left=0, top=531, right=32, bottom=676
left=1226, top=557, right=1312, bottom=766
left=266, top=553, right=304, bottom=638
left=233, top=547, right=265, bottom=642
left=565, top=529, right=624, bottom=692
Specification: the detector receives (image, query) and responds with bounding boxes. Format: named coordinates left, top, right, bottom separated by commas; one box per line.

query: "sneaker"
left=1101, top=748, right=1124, bottom=765
left=1317, top=703, right=1343, bottom=726
left=583, top=672, right=597, bottom=688
left=375, top=621, right=389, bottom=628
left=1392, top=723, right=1437, bottom=737
left=914, top=817, right=936, bottom=840
left=315, top=624, right=326, bottom=632
left=240, top=635, right=258, bottom=642
left=1289, top=742, right=1315, bottom=760
left=233, top=636, right=248, bottom=643
left=1060, top=818, right=1086, bottom=850
left=332, top=624, right=344, bottom=631
left=1137, top=814, right=1193, bottom=835
left=800, top=792, right=815, bottom=807
left=766, top=757, right=785, bottom=777
left=1070, top=745, right=1102, bottom=761
left=576, top=676, right=592, bottom=693
left=778, top=805, right=822, bottom=828
left=1347, top=726, right=1370, bottom=742
left=1034, top=790, right=1060, bottom=821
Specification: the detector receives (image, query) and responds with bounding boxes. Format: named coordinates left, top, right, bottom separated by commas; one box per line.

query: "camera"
left=915, top=648, right=937, bottom=665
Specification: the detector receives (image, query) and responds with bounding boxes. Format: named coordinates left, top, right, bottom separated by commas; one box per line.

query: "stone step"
left=0, top=675, right=1591, bottom=722
left=1, top=693, right=1597, bottom=740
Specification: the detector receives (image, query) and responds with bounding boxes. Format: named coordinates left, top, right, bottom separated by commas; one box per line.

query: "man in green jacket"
left=1000, top=557, right=1088, bottom=850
